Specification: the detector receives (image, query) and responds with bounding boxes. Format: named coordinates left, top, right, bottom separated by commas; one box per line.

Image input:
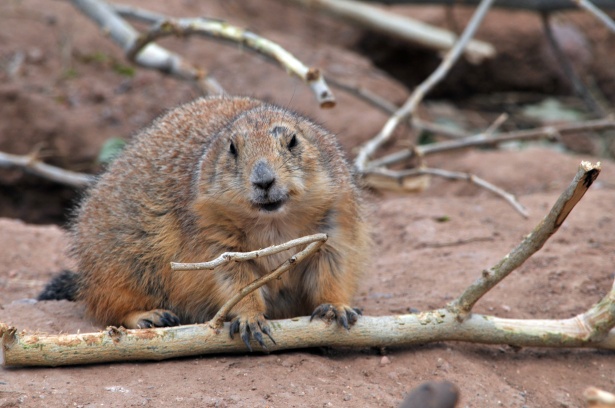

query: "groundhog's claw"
left=229, top=313, right=275, bottom=352
left=310, top=304, right=362, bottom=329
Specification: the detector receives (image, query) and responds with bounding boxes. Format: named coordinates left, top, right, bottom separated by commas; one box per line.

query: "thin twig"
left=447, top=161, right=601, bottom=320
left=367, top=118, right=615, bottom=169
left=573, top=0, right=615, bottom=33
left=171, top=233, right=328, bottom=270
left=70, top=0, right=224, bottom=95
left=284, top=0, right=495, bottom=62
left=354, top=0, right=495, bottom=172
left=541, top=12, right=604, bottom=115
left=365, top=167, right=528, bottom=217
left=122, top=15, right=335, bottom=108
left=209, top=238, right=327, bottom=329
left=0, top=150, right=94, bottom=188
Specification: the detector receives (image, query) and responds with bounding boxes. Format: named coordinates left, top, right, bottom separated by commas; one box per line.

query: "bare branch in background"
left=0, top=150, right=94, bottom=188
left=71, top=0, right=336, bottom=106
left=354, top=0, right=495, bottom=172
left=124, top=16, right=335, bottom=108
left=571, top=0, right=615, bottom=32
left=283, top=0, right=495, bottom=62
left=70, top=0, right=224, bottom=95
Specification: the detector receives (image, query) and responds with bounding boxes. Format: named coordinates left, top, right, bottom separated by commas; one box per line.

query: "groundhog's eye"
left=229, top=141, right=237, bottom=157
left=287, top=134, right=297, bottom=151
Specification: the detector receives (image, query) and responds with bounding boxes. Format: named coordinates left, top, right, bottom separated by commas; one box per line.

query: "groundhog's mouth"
left=255, top=199, right=286, bottom=212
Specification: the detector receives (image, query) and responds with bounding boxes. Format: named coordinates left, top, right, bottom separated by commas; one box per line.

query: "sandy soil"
left=1, top=1, right=615, bottom=407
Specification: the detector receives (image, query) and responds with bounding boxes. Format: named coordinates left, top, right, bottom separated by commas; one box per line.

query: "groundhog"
left=39, top=96, right=370, bottom=350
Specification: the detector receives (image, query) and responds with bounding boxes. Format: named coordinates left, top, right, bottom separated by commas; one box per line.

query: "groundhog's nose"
left=251, top=160, right=276, bottom=191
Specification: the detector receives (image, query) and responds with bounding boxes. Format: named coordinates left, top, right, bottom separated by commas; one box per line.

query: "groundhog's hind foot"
left=229, top=313, right=276, bottom=352
left=310, top=304, right=362, bottom=330
left=122, top=309, right=181, bottom=329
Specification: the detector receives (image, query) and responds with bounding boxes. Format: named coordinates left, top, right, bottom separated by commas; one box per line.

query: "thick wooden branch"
left=354, top=0, right=494, bottom=172
left=447, top=161, right=601, bottom=319
left=3, top=308, right=615, bottom=367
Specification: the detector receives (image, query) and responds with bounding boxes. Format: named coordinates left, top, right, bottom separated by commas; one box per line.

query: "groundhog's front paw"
left=123, top=309, right=181, bottom=329
left=229, top=313, right=276, bottom=352
left=310, top=303, right=362, bottom=330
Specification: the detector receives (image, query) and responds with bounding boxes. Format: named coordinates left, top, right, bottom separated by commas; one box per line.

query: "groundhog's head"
left=195, top=104, right=349, bottom=222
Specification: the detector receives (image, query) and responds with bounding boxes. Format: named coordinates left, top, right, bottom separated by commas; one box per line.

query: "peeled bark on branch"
left=2, top=308, right=614, bottom=367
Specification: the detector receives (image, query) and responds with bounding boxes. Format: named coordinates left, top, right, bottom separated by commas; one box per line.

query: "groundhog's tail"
left=37, top=270, right=79, bottom=301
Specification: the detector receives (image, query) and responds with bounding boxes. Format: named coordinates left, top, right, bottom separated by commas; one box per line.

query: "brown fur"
left=71, top=96, right=370, bottom=342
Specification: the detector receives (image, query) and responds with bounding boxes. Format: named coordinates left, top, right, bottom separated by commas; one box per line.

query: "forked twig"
left=354, top=0, right=495, bottom=171
left=172, top=233, right=328, bottom=328
left=448, top=161, right=601, bottom=320
left=209, top=238, right=327, bottom=329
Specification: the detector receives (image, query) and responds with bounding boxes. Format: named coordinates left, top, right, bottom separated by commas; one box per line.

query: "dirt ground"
left=1, top=1, right=615, bottom=407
